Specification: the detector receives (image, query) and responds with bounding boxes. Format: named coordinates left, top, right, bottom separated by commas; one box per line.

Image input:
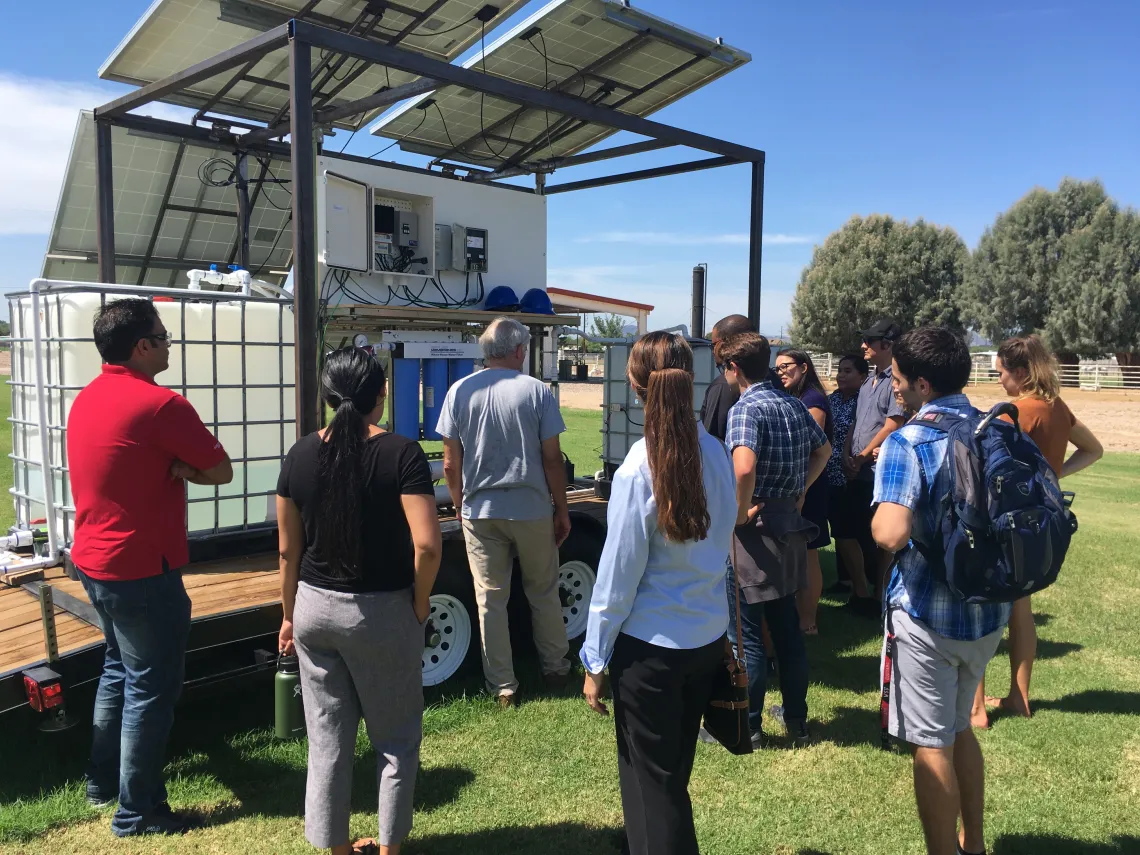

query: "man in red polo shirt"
left=67, top=298, right=232, bottom=837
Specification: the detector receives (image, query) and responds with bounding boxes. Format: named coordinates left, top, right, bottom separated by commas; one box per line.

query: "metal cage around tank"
left=6, top=281, right=296, bottom=553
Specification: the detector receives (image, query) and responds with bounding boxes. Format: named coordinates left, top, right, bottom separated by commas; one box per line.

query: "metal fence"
left=805, top=352, right=1140, bottom=391
left=7, top=281, right=296, bottom=548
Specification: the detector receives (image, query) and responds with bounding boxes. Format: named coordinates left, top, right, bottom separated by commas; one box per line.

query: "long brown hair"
left=776, top=348, right=826, bottom=398
left=997, top=334, right=1060, bottom=402
left=627, top=332, right=710, bottom=542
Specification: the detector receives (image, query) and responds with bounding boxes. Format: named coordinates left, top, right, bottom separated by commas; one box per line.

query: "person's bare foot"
left=970, top=707, right=991, bottom=730
left=985, top=695, right=1032, bottom=718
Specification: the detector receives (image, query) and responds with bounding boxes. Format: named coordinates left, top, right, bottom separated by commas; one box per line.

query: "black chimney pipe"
left=691, top=264, right=707, bottom=339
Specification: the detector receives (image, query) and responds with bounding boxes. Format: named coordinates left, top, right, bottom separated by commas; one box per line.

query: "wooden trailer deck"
left=0, top=493, right=610, bottom=701
left=0, top=553, right=280, bottom=680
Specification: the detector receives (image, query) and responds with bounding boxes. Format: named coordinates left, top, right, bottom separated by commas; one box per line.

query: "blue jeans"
left=78, top=565, right=192, bottom=836
left=727, top=573, right=809, bottom=734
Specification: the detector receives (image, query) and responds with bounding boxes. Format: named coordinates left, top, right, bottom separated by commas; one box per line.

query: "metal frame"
left=92, top=17, right=767, bottom=438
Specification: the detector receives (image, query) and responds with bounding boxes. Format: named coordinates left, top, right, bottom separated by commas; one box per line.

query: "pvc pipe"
left=429, top=459, right=445, bottom=481
left=434, top=485, right=453, bottom=506
left=29, top=281, right=60, bottom=565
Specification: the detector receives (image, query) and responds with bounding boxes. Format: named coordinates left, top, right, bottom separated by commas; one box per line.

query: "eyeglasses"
left=862, top=336, right=884, bottom=347
left=140, top=332, right=171, bottom=345
left=774, top=363, right=797, bottom=375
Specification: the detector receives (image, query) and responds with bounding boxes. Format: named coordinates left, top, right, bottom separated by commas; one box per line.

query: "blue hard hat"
left=484, top=285, right=520, bottom=311
left=519, top=288, right=554, bottom=315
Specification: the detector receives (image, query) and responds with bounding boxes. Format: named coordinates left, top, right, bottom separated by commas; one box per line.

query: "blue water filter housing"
left=392, top=358, right=421, bottom=440
left=448, top=358, right=475, bottom=386
left=422, top=358, right=450, bottom=440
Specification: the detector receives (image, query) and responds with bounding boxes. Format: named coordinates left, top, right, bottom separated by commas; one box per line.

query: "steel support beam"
left=290, top=38, right=320, bottom=438
left=136, top=141, right=186, bottom=286
left=292, top=20, right=765, bottom=162
left=95, top=119, right=116, bottom=283
left=473, top=139, right=677, bottom=181
left=95, top=25, right=291, bottom=119
left=747, top=159, right=765, bottom=332
left=544, top=156, right=737, bottom=195
left=242, top=77, right=439, bottom=145
left=235, top=153, right=251, bottom=270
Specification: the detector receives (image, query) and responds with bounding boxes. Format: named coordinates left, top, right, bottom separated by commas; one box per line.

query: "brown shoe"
left=496, top=692, right=518, bottom=709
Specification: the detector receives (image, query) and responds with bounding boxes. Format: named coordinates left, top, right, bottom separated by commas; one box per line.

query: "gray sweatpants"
left=293, top=582, right=424, bottom=848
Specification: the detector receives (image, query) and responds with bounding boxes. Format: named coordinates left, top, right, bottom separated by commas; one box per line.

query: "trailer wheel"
left=421, top=594, right=474, bottom=687
left=558, top=526, right=604, bottom=641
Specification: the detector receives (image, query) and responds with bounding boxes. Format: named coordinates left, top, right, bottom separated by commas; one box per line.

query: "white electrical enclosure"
left=316, top=156, right=546, bottom=308
left=321, top=172, right=370, bottom=273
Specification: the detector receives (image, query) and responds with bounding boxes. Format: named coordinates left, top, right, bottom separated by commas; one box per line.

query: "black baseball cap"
left=861, top=319, right=902, bottom=341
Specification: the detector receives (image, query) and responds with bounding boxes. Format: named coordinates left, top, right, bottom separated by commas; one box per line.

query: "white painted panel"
left=322, top=172, right=370, bottom=273
left=316, top=156, right=546, bottom=309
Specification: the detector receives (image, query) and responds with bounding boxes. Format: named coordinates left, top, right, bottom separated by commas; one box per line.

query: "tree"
left=960, top=178, right=1108, bottom=358
left=1047, top=203, right=1140, bottom=380
left=590, top=313, right=628, bottom=339
left=790, top=214, right=967, bottom=352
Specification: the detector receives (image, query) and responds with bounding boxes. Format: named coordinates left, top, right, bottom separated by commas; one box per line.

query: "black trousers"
left=609, top=633, right=723, bottom=855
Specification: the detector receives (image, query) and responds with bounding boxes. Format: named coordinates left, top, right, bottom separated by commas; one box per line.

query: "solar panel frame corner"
left=367, top=0, right=751, bottom=170
left=43, top=111, right=294, bottom=288
left=99, top=0, right=533, bottom=131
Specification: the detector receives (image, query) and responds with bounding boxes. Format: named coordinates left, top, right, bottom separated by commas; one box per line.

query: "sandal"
left=802, top=625, right=818, bottom=636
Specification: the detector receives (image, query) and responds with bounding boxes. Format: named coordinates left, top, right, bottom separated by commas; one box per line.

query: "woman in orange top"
left=972, top=335, right=1103, bottom=728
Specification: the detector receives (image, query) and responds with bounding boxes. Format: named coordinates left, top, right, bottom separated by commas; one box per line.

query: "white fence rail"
left=806, top=353, right=1140, bottom=391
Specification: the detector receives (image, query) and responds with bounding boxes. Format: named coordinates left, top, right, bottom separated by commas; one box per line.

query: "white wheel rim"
left=559, top=560, right=596, bottom=640
left=421, top=594, right=472, bottom=687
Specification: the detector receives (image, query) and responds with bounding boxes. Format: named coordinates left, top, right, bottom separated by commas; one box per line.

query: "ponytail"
left=316, top=348, right=387, bottom=578
left=628, top=332, right=711, bottom=543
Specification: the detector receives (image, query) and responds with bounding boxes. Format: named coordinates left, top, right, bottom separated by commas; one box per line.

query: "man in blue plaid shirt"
left=872, top=327, right=1009, bottom=855
left=719, top=333, right=831, bottom=748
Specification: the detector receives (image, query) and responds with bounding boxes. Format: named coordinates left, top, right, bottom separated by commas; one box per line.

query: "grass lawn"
left=2, top=402, right=1139, bottom=853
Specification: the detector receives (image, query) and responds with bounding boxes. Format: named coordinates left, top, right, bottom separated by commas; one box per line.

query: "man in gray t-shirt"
left=436, top=317, right=571, bottom=704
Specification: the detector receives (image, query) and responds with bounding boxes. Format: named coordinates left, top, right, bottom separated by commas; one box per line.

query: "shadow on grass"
left=1032, top=689, right=1140, bottom=716
left=406, top=821, right=623, bottom=854
left=995, top=637, right=1081, bottom=660
left=992, top=833, right=1140, bottom=854
left=813, top=705, right=883, bottom=748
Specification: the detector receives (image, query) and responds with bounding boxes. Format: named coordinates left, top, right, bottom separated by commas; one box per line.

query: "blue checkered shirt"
left=726, top=381, right=828, bottom=499
left=874, top=394, right=1012, bottom=641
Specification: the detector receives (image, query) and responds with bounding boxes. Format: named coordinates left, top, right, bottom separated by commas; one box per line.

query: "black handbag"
left=702, top=535, right=753, bottom=755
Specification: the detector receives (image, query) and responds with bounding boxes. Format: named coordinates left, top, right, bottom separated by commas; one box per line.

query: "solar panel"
left=368, top=0, right=750, bottom=169
left=42, top=111, right=293, bottom=287
left=100, top=0, right=532, bottom=130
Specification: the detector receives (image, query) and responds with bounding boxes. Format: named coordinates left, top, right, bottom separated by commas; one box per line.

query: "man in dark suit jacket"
left=700, top=314, right=782, bottom=440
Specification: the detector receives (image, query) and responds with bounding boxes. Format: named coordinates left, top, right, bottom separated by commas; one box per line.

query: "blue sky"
left=0, top=0, right=1137, bottom=332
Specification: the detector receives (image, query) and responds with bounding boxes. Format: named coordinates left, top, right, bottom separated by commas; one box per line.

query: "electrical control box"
left=434, top=224, right=453, bottom=271
left=371, top=188, right=432, bottom=276
left=451, top=224, right=489, bottom=273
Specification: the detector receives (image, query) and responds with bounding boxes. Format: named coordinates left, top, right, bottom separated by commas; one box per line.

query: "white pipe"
left=434, top=485, right=453, bottom=506
left=29, top=281, right=60, bottom=564
left=429, top=459, right=445, bottom=481
left=0, top=556, right=59, bottom=576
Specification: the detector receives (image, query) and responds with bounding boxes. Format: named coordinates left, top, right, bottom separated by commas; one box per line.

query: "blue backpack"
left=910, top=402, right=1077, bottom=603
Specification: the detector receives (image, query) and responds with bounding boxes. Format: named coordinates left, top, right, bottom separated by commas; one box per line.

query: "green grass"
left=3, top=400, right=1139, bottom=853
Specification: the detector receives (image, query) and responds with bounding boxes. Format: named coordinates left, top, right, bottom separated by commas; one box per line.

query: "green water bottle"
left=274, top=655, right=305, bottom=739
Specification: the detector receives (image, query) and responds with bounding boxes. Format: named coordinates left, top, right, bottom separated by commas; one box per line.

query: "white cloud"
left=572, top=231, right=816, bottom=247
left=0, top=74, right=192, bottom=236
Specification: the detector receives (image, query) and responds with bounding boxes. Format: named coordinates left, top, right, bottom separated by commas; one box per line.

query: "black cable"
left=433, top=101, right=457, bottom=149
left=374, top=13, right=477, bottom=39
left=367, top=108, right=426, bottom=158
left=477, top=22, right=511, bottom=160
left=338, top=127, right=358, bottom=153
left=250, top=212, right=291, bottom=277
left=526, top=32, right=586, bottom=98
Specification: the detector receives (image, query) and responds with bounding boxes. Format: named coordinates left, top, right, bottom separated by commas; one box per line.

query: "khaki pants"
left=461, top=517, right=571, bottom=695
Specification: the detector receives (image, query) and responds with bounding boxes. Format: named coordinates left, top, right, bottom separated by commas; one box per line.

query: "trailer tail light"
left=23, top=666, right=64, bottom=712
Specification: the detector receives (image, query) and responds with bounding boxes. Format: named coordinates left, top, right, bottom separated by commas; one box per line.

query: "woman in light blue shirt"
left=580, top=331, right=737, bottom=855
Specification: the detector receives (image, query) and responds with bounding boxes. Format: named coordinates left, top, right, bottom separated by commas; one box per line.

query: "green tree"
left=790, top=214, right=967, bottom=352
left=960, top=178, right=1108, bottom=357
left=1047, top=203, right=1140, bottom=374
left=590, top=313, right=628, bottom=339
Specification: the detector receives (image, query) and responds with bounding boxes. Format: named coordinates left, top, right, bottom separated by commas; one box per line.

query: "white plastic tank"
left=9, top=284, right=295, bottom=541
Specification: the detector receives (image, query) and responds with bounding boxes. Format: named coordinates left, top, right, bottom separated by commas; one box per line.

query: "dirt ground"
left=556, top=379, right=1140, bottom=453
